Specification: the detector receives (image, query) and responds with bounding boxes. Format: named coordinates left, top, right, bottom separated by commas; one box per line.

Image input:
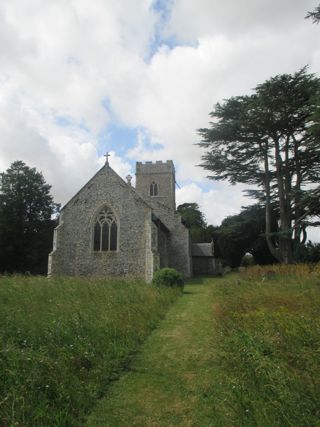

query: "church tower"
left=135, top=161, right=176, bottom=211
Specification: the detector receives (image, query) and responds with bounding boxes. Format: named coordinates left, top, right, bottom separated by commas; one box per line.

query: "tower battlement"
left=135, top=160, right=176, bottom=211
left=136, top=160, right=175, bottom=175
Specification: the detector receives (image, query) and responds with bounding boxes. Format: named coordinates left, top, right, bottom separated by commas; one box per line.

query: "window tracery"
left=93, top=206, right=117, bottom=251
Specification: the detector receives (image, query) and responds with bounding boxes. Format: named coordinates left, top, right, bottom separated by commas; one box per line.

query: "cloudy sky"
left=1, top=0, right=319, bottom=236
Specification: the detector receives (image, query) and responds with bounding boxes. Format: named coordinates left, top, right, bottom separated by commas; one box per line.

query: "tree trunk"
left=292, top=135, right=305, bottom=248
left=274, top=138, right=293, bottom=264
left=263, top=147, right=282, bottom=262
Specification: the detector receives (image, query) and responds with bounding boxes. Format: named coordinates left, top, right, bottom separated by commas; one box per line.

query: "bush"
left=294, top=241, right=320, bottom=263
left=152, top=268, right=184, bottom=290
left=241, top=253, right=255, bottom=267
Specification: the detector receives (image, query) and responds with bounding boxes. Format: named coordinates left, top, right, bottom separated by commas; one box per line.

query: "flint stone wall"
left=49, top=160, right=192, bottom=282
left=49, top=166, right=153, bottom=282
left=148, top=200, right=192, bottom=277
left=135, top=161, right=191, bottom=278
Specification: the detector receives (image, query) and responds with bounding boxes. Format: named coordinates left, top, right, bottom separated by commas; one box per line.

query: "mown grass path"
left=87, top=278, right=217, bottom=426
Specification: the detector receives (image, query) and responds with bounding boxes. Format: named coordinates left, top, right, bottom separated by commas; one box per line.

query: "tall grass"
left=0, top=276, right=179, bottom=426
left=208, top=265, right=320, bottom=426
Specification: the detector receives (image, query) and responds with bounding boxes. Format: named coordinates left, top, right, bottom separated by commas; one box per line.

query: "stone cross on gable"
left=104, top=152, right=111, bottom=165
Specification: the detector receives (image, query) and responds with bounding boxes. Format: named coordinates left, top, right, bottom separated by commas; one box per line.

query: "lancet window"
left=150, top=181, right=158, bottom=196
left=93, top=206, right=118, bottom=251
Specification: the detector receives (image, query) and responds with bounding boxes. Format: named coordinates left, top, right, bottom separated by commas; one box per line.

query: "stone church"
left=48, top=158, right=192, bottom=282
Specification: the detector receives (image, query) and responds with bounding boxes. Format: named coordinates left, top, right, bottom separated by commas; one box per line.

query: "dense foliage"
left=0, top=161, right=58, bottom=274
left=294, top=240, right=320, bottom=263
left=213, top=204, right=278, bottom=267
left=0, top=276, right=180, bottom=426
left=177, top=201, right=279, bottom=267
left=179, top=200, right=320, bottom=267
left=177, top=203, right=206, bottom=229
left=306, top=3, right=320, bottom=23
left=152, top=268, right=184, bottom=289
left=177, top=203, right=209, bottom=242
left=198, top=68, right=320, bottom=264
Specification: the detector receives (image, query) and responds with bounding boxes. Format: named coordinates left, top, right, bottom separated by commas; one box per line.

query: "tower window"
left=150, top=182, right=158, bottom=196
left=93, top=206, right=118, bottom=251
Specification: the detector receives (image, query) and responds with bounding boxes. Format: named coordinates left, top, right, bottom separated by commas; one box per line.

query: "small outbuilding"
left=192, top=242, right=221, bottom=275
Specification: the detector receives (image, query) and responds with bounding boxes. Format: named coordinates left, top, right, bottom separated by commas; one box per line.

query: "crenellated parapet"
left=136, top=160, right=175, bottom=174
left=135, top=160, right=176, bottom=212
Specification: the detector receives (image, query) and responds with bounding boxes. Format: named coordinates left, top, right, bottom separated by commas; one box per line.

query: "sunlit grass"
left=0, top=275, right=180, bottom=426
left=2, top=266, right=319, bottom=426
left=208, top=265, right=320, bottom=426
left=87, top=268, right=320, bottom=426
left=240, top=262, right=320, bottom=281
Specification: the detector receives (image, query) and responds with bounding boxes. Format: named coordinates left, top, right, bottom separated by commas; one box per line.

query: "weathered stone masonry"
left=49, top=160, right=192, bottom=282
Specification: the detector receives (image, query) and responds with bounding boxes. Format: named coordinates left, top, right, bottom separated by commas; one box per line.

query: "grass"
left=2, top=266, right=319, bottom=426
left=209, top=264, right=320, bottom=426
left=0, top=275, right=180, bottom=426
left=86, top=265, right=320, bottom=426
left=86, top=277, right=218, bottom=426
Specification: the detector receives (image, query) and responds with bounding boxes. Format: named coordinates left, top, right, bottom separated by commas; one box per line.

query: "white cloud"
left=98, top=151, right=134, bottom=181
left=119, top=20, right=320, bottom=183
left=0, top=0, right=319, bottom=242
left=0, top=0, right=158, bottom=204
left=165, top=0, right=319, bottom=40
left=176, top=183, right=320, bottom=242
left=176, top=182, right=251, bottom=226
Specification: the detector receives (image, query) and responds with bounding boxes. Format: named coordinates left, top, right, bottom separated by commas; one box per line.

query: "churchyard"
left=0, top=276, right=180, bottom=425
left=1, top=264, right=319, bottom=426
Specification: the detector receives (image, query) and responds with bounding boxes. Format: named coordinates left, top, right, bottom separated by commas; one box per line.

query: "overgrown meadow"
left=0, top=276, right=180, bottom=426
left=1, top=266, right=320, bottom=426
left=209, top=264, right=320, bottom=426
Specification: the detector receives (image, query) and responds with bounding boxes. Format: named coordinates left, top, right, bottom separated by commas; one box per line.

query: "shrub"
left=294, top=241, right=320, bottom=263
left=152, top=268, right=184, bottom=290
left=241, top=253, right=255, bottom=267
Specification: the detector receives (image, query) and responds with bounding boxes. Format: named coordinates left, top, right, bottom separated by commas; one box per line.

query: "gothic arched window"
left=150, top=181, right=158, bottom=196
left=93, top=206, right=118, bottom=251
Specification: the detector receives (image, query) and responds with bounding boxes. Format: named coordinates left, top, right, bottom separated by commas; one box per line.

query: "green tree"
left=198, top=68, right=320, bottom=263
left=0, top=161, right=59, bottom=274
left=177, top=203, right=209, bottom=242
left=306, top=4, right=320, bottom=23
left=213, top=205, right=278, bottom=267
left=177, top=203, right=206, bottom=228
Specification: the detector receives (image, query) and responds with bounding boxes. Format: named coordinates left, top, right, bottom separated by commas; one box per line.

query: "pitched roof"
left=61, top=163, right=151, bottom=211
left=192, top=243, right=214, bottom=257
left=152, top=213, right=170, bottom=234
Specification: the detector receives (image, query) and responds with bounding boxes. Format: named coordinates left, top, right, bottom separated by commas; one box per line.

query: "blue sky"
left=0, top=0, right=319, bottom=239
